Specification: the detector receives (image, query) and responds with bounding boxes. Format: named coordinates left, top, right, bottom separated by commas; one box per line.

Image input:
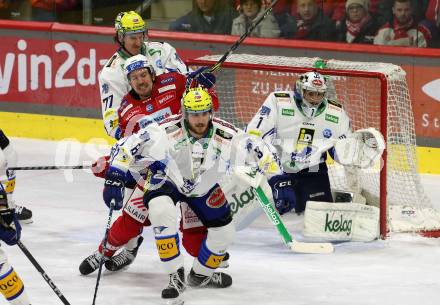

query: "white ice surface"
left=2, top=138, right=440, bottom=305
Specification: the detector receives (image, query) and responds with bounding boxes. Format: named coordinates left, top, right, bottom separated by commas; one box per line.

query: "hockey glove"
left=103, top=167, right=126, bottom=210
left=188, top=67, right=216, bottom=89
left=0, top=209, right=21, bottom=246
left=268, top=175, right=296, bottom=215
left=145, top=161, right=168, bottom=191
left=91, top=155, right=110, bottom=179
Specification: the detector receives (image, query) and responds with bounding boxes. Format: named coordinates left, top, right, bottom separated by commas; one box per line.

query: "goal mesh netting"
left=187, top=54, right=440, bottom=237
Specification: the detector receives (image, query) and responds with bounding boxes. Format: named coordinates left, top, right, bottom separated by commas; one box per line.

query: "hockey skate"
left=105, top=236, right=144, bottom=271
left=162, top=267, right=186, bottom=305
left=14, top=204, right=33, bottom=224
left=219, top=252, right=229, bottom=268
left=187, top=268, right=232, bottom=288
left=79, top=251, right=107, bottom=275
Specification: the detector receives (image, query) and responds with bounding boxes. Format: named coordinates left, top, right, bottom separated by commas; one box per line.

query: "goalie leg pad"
left=303, top=201, right=379, bottom=242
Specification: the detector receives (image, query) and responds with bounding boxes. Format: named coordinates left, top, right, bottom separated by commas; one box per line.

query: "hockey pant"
left=98, top=185, right=210, bottom=258
left=146, top=183, right=234, bottom=275
left=0, top=247, right=31, bottom=305
left=285, top=163, right=333, bottom=213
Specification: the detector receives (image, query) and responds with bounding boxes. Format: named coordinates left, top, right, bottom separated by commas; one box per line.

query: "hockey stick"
left=8, top=165, right=92, bottom=171
left=208, top=0, right=279, bottom=73
left=92, top=200, right=115, bottom=305
left=17, top=241, right=71, bottom=305
left=254, top=186, right=334, bottom=254
left=135, top=0, right=153, bottom=14
left=187, top=0, right=279, bottom=85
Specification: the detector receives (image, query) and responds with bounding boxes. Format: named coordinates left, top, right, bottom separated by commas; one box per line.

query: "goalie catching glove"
left=334, top=128, right=385, bottom=168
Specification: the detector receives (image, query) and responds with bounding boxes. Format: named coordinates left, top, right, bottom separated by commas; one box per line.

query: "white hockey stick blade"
left=288, top=241, right=334, bottom=254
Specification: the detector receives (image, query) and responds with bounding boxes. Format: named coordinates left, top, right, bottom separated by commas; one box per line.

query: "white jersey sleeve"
left=146, top=41, right=190, bottom=74
left=99, top=53, right=129, bottom=139
left=109, top=121, right=169, bottom=174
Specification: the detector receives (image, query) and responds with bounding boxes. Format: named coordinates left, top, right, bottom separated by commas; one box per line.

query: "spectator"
left=293, top=0, right=346, bottom=29
left=169, top=0, right=238, bottom=34
left=234, top=0, right=290, bottom=14
left=374, top=0, right=433, bottom=47
left=337, top=0, right=380, bottom=44
left=291, top=0, right=337, bottom=41
left=231, top=0, right=281, bottom=37
left=426, top=0, right=439, bottom=27
left=375, top=0, right=429, bottom=26
left=30, top=0, right=78, bottom=21
left=425, top=0, right=440, bottom=47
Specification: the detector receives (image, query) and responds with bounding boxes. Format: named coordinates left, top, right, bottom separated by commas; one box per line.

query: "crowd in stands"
left=1, top=0, right=439, bottom=48
left=170, top=0, right=440, bottom=47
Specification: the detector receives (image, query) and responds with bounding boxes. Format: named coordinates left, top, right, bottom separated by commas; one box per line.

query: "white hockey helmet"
left=124, top=54, right=155, bottom=80
left=295, top=71, right=328, bottom=118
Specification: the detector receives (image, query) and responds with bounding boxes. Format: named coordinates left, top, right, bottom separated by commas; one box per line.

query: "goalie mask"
left=295, top=71, right=327, bottom=118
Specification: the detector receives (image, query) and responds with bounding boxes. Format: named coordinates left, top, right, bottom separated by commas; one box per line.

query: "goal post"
left=186, top=54, right=440, bottom=238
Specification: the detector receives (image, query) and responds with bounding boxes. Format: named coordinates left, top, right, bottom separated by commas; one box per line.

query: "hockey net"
left=187, top=54, right=440, bottom=238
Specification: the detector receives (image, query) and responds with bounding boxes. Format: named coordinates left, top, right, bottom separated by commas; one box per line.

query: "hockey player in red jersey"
left=80, top=54, right=218, bottom=275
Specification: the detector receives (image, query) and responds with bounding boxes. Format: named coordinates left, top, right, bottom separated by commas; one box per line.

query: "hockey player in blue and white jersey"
left=102, top=87, right=281, bottom=303
left=0, top=130, right=32, bottom=224
left=0, top=184, right=31, bottom=305
left=246, top=71, right=385, bottom=217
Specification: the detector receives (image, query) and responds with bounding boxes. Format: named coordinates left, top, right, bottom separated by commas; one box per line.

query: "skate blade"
left=219, top=261, right=229, bottom=268
left=165, top=297, right=184, bottom=305
left=18, top=219, right=33, bottom=225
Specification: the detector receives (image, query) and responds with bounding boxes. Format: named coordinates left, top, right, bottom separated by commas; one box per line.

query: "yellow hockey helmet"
left=115, top=11, right=146, bottom=36
left=182, top=87, right=213, bottom=114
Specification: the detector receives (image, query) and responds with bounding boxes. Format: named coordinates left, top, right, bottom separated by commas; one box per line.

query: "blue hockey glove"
left=103, top=167, right=126, bottom=210
left=0, top=209, right=21, bottom=246
left=188, top=67, right=216, bottom=89
left=268, top=175, right=296, bottom=215
left=145, top=161, right=168, bottom=191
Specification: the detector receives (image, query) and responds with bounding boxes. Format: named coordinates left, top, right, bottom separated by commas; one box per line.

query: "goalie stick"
left=254, top=186, right=334, bottom=254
